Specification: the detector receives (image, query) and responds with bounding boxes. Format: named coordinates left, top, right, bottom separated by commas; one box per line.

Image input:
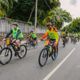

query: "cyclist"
left=5, top=23, right=24, bottom=52
left=29, top=30, right=37, bottom=45
left=41, top=22, right=59, bottom=55
left=61, top=31, right=67, bottom=38
left=61, top=31, right=67, bottom=44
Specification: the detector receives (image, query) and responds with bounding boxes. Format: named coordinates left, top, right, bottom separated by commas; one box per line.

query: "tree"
left=0, top=0, right=17, bottom=17
left=8, top=0, right=60, bottom=24
left=43, top=8, right=72, bottom=29
left=62, top=18, right=80, bottom=33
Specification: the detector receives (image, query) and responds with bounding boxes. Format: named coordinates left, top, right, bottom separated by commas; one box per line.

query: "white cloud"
left=60, top=0, right=80, bottom=18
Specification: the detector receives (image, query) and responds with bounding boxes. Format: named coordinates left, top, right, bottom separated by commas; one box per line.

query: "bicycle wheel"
left=17, top=45, right=27, bottom=59
left=0, top=47, right=12, bottom=65
left=38, top=48, right=48, bottom=67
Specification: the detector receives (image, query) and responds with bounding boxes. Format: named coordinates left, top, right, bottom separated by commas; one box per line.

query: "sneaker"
left=54, top=52, right=58, bottom=59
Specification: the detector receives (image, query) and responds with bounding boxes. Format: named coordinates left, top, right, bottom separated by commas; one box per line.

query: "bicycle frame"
left=45, top=40, right=55, bottom=56
left=9, top=43, right=18, bottom=52
left=5, top=38, right=19, bottom=53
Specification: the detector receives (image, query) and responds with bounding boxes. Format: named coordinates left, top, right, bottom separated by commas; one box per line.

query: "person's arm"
left=41, top=32, right=48, bottom=40
left=5, top=30, right=12, bottom=38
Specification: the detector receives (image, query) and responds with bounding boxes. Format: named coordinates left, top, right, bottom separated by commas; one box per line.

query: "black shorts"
left=33, top=38, right=37, bottom=40
left=50, top=39, right=56, bottom=41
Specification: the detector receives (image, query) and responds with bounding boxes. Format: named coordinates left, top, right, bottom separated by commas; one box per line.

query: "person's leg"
left=53, top=40, right=59, bottom=53
left=15, top=39, right=21, bottom=50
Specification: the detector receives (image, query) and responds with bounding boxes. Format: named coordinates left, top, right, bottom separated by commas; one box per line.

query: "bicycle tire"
left=17, top=45, right=27, bottom=59
left=38, top=48, right=48, bottom=67
left=0, top=47, right=12, bottom=65
left=51, top=48, right=58, bottom=61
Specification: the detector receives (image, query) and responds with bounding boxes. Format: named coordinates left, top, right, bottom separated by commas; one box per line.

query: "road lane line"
left=43, top=47, right=76, bottom=80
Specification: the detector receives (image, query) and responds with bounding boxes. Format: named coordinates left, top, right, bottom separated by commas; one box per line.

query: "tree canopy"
left=43, top=8, right=72, bottom=29
left=62, top=18, right=80, bottom=33
left=8, top=0, right=60, bottom=24
left=0, top=0, right=72, bottom=29
left=0, top=0, right=17, bottom=17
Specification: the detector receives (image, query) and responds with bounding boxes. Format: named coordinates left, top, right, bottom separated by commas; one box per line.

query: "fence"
left=0, top=18, right=45, bottom=34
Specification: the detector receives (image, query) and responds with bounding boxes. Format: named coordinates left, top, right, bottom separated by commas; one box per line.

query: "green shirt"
left=12, top=27, right=23, bottom=39
left=31, top=33, right=37, bottom=39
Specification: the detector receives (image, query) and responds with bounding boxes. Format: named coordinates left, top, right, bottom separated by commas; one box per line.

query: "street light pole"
left=34, top=0, right=38, bottom=32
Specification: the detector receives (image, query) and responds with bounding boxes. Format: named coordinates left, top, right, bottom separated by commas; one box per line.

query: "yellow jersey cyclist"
left=41, top=22, right=59, bottom=54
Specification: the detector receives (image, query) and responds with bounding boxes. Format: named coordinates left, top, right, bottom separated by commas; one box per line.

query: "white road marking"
left=43, top=47, right=76, bottom=80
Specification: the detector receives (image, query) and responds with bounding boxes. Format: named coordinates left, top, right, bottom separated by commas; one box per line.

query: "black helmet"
left=30, top=30, right=33, bottom=33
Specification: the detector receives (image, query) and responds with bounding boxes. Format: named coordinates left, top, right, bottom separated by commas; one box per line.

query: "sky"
left=60, top=0, right=80, bottom=18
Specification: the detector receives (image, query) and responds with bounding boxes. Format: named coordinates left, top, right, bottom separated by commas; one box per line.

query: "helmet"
left=12, top=23, right=18, bottom=26
left=46, top=22, right=53, bottom=30
left=11, top=22, right=18, bottom=27
left=11, top=23, right=18, bottom=30
left=46, top=22, right=53, bottom=27
left=30, top=30, right=33, bottom=33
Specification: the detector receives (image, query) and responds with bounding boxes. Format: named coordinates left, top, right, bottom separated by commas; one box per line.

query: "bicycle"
left=0, top=38, right=27, bottom=65
left=26, top=37, right=38, bottom=50
left=62, top=37, right=66, bottom=47
left=38, top=40, right=58, bottom=67
left=0, top=38, right=4, bottom=51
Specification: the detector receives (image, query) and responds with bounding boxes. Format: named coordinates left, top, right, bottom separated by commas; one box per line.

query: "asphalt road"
left=0, top=40, right=79, bottom=80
